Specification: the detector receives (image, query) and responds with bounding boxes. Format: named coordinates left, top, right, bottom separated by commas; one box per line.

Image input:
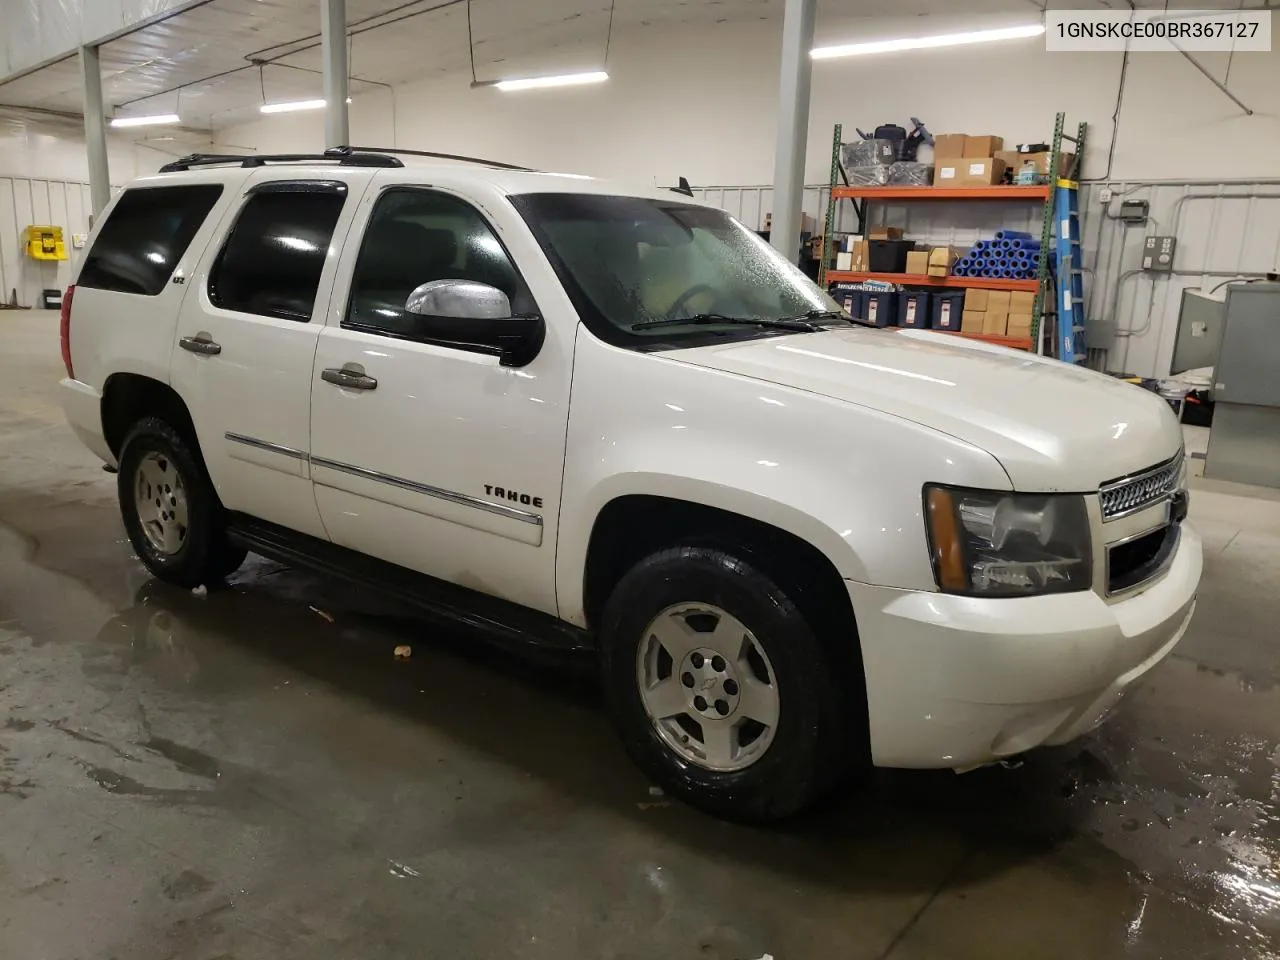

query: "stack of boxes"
left=995, top=148, right=1075, bottom=185
left=932, top=134, right=1008, bottom=187
left=960, top=289, right=1037, bottom=338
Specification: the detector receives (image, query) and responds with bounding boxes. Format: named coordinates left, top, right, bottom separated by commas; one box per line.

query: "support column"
left=321, top=0, right=350, bottom=148
left=79, top=45, right=110, bottom=218
left=769, top=0, right=816, bottom=264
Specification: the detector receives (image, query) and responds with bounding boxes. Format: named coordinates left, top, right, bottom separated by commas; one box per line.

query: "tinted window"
left=208, top=184, right=346, bottom=322
left=346, top=188, right=534, bottom=338
left=78, top=185, right=222, bottom=296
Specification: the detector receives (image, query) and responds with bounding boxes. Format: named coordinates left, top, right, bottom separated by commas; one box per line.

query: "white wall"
left=0, top=175, right=93, bottom=306
left=0, top=125, right=182, bottom=182
left=218, top=17, right=1280, bottom=184
left=0, top=119, right=218, bottom=305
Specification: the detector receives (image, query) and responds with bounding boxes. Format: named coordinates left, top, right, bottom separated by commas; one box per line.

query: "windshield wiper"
left=781, top=309, right=852, bottom=325
left=630, top=313, right=821, bottom=332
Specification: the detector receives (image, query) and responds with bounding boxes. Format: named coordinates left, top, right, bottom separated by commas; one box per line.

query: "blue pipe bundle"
left=995, top=229, right=1033, bottom=241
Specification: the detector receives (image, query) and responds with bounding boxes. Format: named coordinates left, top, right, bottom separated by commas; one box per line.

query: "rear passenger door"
left=169, top=170, right=373, bottom=540
left=70, top=181, right=238, bottom=392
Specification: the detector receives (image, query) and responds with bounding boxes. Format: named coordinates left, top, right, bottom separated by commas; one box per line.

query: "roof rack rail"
left=158, top=152, right=404, bottom=173
left=326, top=145, right=534, bottom=172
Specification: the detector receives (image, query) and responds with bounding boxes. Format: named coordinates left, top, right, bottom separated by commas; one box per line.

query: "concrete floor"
left=1, top=311, right=1277, bottom=960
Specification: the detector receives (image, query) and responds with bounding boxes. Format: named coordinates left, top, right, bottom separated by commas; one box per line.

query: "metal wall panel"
left=694, top=179, right=1280, bottom=378
left=1080, top=181, right=1280, bottom=377
left=0, top=175, right=92, bottom=308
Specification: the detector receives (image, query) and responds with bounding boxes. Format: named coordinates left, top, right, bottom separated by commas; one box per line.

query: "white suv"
left=58, top=148, right=1201, bottom=821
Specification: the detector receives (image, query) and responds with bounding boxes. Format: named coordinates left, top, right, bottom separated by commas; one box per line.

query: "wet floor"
left=1, top=312, right=1277, bottom=959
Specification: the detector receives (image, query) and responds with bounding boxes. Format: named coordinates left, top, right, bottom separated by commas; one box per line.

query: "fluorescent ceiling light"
left=812, top=24, right=1045, bottom=59
left=259, top=97, right=352, bottom=114
left=109, top=113, right=180, bottom=128
left=260, top=98, right=327, bottom=114
left=494, top=71, right=608, bottom=92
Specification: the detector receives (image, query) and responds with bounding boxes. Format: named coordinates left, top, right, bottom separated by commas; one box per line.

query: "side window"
left=78, top=185, right=222, bottom=296
left=208, top=183, right=347, bottom=322
left=345, top=188, right=534, bottom=339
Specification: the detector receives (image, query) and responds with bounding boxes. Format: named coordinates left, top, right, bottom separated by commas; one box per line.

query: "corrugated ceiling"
left=0, top=0, right=1217, bottom=133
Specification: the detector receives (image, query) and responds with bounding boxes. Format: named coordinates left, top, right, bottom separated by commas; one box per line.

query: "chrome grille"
left=1099, top=452, right=1184, bottom=521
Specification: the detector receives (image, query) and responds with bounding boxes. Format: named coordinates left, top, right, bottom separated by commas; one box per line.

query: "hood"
left=669, top=326, right=1182, bottom=492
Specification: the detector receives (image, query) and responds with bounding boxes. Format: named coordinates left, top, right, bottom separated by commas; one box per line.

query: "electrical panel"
left=1142, top=235, right=1177, bottom=272
left=1119, top=199, right=1149, bottom=224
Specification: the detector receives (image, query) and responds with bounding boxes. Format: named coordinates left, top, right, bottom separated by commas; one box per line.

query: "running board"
left=225, top=514, right=594, bottom=656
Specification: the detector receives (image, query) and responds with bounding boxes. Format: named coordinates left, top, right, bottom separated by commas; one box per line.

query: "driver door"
left=309, top=183, right=570, bottom=616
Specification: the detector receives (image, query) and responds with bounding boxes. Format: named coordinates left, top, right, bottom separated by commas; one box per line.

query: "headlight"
left=924, top=486, right=1092, bottom=596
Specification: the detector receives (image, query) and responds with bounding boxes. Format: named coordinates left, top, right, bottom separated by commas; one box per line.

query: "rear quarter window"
left=77, top=184, right=223, bottom=296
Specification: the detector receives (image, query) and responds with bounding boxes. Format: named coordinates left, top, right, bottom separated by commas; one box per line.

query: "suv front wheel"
left=600, top=545, right=850, bottom=821
left=117, top=417, right=245, bottom=588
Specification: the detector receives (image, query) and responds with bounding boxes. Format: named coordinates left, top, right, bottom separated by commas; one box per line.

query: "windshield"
left=510, top=193, right=848, bottom=349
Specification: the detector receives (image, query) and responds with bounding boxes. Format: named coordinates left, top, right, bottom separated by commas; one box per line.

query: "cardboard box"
left=961, top=310, right=986, bottom=334
left=986, top=290, right=1012, bottom=312
left=927, top=246, right=957, bottom=277
left=963, top=135, right=1004, bottom=158
left=936, top=157, right=1007, bottom=186
left=1022, top=151, right=1075, bottom=177
left=995, top=149, right=1022, bottom=171
left=849, top=239, right=870, bottom=273
left=962, top=158, right=1007, bottom=186
left=996, top=150, right=1076, bottom=179
left=905, top=249, right=930, bottom=275
left=964, top=289, right=990, bottom=312
left=836, top=251, right=853, bottom=272
left=1009, top=290, right=1037, bottom=311
left=868, top=226, right=904, bottom=240
left=934, top=161, right=961, bottom=185
left=1006, top=312, right=1034, bottom=337
left=982, top=310, right=1009, bottom=336
left=933, top=133, right=967, bottom=158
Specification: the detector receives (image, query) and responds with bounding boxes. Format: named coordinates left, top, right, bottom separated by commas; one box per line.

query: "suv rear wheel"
left=600, top=545, right=850, bottom=821
left=117, top=417, right=245, bottom=587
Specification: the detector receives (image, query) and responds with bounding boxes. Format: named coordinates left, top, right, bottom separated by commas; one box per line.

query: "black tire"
left=600, top=546, right=850, bottom=822
left=117, top=417, right=246, bottom=588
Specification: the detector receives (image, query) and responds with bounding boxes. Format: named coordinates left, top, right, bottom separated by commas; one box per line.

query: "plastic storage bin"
left=898, top=290, right=931, bottom=329
left=863, top=290, right=898, bottom=327
left=828, top=283, right=863, bottom=319
left=868, top=239, right=914, bottom=273
left=932, top=290, right=966, bottom=331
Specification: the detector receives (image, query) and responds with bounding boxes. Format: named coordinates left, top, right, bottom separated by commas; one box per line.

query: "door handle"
left=179, top=334, right=221, bottom=356
left=321, top=366, right=378, bottom=391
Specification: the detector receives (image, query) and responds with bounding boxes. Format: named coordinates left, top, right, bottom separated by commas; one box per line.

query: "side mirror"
left=403, top=279, right=544, bottom=367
